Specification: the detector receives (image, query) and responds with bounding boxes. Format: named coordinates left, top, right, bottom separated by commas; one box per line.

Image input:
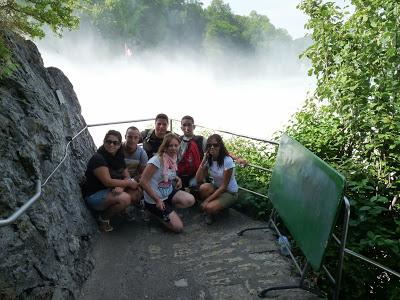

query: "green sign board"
left=269, top=134, right=345, bottom=270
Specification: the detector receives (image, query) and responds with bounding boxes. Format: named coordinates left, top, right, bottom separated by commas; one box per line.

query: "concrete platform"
left=79, top=206, right=319, bottom=300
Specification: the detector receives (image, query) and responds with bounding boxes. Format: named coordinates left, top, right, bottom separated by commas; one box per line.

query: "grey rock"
left=0, top=31, right=98, bottom=299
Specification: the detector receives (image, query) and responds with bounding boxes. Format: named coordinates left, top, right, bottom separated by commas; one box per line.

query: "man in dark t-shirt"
left=141, top=113, right=170, bottom=159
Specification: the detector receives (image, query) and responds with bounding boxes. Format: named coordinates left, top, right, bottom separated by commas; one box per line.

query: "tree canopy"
left=83, top=0, right=298, bottom=57
left=0, top=0, right=80, bottom=38
left=0, top=0, right=80, bottom=78
left=1, top=0, right=308, bottom=77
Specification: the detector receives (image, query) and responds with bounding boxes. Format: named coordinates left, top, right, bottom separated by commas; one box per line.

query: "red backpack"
left=177, top=137, right=203, bottom=178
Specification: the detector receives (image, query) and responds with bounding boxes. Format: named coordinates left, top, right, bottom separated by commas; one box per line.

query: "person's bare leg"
left=203, top=199, right=224, bottom=215
left=172, top=190, right=195, bottom=208
left=199, top=183, right=214, bottom=201
left=101, top=192, right=131, bottom=219
left=162, top=211, right=183, bottom=233
left=125, top=188, right=141, bottom=205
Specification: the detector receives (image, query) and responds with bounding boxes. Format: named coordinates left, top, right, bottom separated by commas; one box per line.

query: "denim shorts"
left=85, top=189, right=110, bottom=210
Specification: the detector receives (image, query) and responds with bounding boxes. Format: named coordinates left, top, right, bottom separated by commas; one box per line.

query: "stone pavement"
left=79, top=206, right=319, bottom=300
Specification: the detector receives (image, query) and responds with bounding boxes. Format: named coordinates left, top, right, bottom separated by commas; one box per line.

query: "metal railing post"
left=0, top=180, right=41, bottom=227
left=334, top=196, right=351, bottom=300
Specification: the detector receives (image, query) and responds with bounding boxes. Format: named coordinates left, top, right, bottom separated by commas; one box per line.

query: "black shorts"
left=180, top=175, right=190, bottom=188
left=144, top=190, right=178, bottom=220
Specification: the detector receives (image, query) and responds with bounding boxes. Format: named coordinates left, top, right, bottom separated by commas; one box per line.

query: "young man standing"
left=178, top=115, right=248, bottom=190
left=141, top=113, right=170, bottom=159
left=177, top=116, right=205, bottom=189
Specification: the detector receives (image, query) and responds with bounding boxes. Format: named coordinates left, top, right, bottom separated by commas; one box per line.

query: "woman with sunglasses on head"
left=82, top=130, right=140, bottom=232
left=195, top=134, right=239, bottom=224
left=140, top=133, right=195, bottom=233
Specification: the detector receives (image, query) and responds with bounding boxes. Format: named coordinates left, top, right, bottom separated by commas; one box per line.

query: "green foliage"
left=0, top=0, right=81, bottom=78
left=0, top=0, right=80, bottom=38
left=83, top=0, right=303, bottom=66
left=0, top=34, right=16, bottom=80
left=240, top=11, right=292, bottom=54
left=225, top=137, right=276, bottom=219
left=176, top=1, right=207, bottom=48
left=282, top=0, right=400, bottom=298
left=203, top=0, right=251, bottom=53
left=84, top=0, right=206, bottom=49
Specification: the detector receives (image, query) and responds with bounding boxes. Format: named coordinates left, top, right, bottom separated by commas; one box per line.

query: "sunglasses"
left=207, top=143, right=219, bottom=148
left=105, top=140, right=121, bottom=146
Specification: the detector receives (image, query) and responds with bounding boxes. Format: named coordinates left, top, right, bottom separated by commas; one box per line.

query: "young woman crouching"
left=195, top=134, right=239, bottom=224
left=140, top=133, right=195, bottom=232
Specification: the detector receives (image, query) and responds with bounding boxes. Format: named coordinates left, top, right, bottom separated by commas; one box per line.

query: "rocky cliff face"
left=0, top=32, right=98, bottom=299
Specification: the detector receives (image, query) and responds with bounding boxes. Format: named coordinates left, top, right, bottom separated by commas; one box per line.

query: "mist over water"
left=37, top=33, right=314, bottom=146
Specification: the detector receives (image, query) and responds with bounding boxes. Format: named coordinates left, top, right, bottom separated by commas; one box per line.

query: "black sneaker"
left=98, top=216, right=114, bottom=232
left=162, top=211, right=170, bottom=223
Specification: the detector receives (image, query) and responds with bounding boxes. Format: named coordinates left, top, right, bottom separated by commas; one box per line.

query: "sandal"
left=98, top=216, right=114, bottom=232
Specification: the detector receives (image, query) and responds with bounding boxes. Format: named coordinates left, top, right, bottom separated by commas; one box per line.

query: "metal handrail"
left=246, top=163, right=272, bottom=173
left=332, top=233, right=400, bottom=278
left=170, top=118, right=279, bottom=145
left=200, top=125, right=279, bottom=145
left=238, top=186, right=269, bottom=199
left=0, top=181, right=41, bottom=226
left=334, top=196, right=351, bottom=299
left=42, top=126, right=88, bottom=186
left=87, top=118, right=154, bottom=128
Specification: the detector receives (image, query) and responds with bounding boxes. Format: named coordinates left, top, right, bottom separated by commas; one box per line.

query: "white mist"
left=37, top=39, right=313, bottom=146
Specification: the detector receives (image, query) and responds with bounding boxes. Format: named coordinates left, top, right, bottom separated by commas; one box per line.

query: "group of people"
left=81, top=113, right=245, bottom=233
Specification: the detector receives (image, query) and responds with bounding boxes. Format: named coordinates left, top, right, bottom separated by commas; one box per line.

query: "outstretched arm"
left=195, top=151, right=209, bottom=183
left=94, top=166, right=137, bottom=190
left=229, top=152, right=247, bottom=166
left=140, top=163, right=165, bottom=211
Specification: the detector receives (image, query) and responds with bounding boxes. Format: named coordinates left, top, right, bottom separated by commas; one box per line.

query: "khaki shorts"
left=218, top=191, right=238, bottom=208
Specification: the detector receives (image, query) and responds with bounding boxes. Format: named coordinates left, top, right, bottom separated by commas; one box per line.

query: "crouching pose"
left=140, top=133, right=195, bottom=232
left=82, top=130, right=140, bottom=232
left=195, top=134, right=239, bottom=224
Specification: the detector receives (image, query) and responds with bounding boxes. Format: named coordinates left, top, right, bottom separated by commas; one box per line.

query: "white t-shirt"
left=208, top=156, right=238, bottom=193
left=143, top=155, right=177, bottom=204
